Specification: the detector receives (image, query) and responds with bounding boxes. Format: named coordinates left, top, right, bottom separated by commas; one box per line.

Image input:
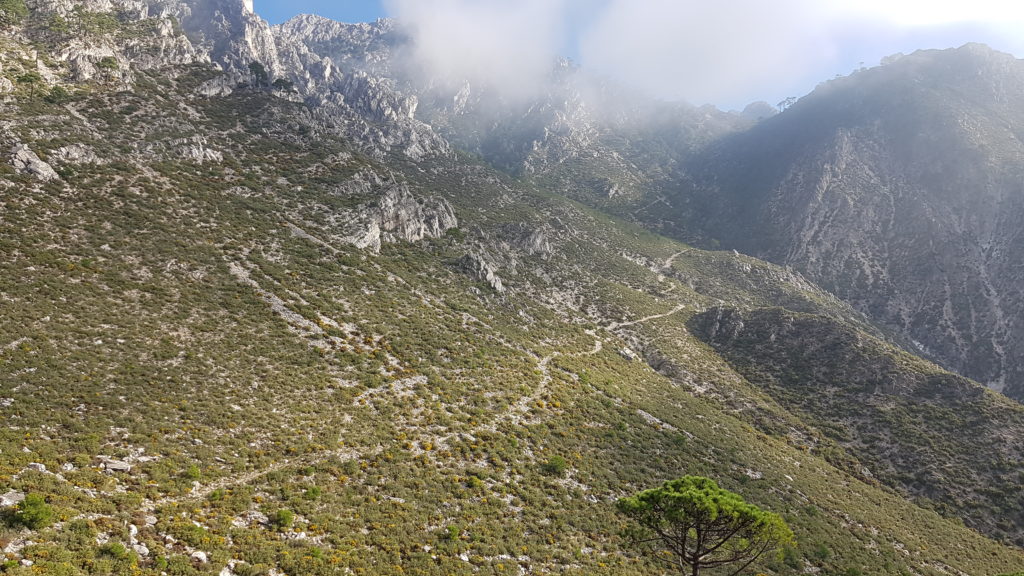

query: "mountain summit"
left=671, top=44, right=1024, bottom=401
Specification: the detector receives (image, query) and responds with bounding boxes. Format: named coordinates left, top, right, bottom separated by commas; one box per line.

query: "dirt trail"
left=142, top=448, right=362, bottom=512
left=606, top=303, right=686, bottom=331
left=661, top=249, right=691, bottom=270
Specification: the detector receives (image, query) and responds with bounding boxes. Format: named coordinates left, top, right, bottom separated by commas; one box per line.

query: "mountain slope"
left=675, top=44, right=1024, bottom=401
left=691, top=306, right=1024, bottom=545
left=0, top=4, right=1022, bottom=576
left=259, top=18, right=1024, bottom=405
left=1, top=65, right=1020, bottom=575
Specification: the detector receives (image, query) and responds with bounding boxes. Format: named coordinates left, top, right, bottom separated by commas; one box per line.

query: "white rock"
left=1, top=491, right=25, bottom=507
left=97, top=456, right=131, bottom=473
left=459, top=252, right=504, bottom=293
left=50, top=144, right=103, bottom=165
left=619, top=347, right=640, bottom=362
left=9, top=144, right=59, bottom=181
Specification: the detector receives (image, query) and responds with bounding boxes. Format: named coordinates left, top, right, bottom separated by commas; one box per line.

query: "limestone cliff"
left=678, top=44, right=1024, bottom=402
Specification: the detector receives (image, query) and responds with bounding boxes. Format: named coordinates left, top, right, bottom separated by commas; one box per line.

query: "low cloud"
left=578, top=0, right=836, bottom=107
left=384, top=0, right=570, bottom=101
left=383, top=0, right=1024, bottom=108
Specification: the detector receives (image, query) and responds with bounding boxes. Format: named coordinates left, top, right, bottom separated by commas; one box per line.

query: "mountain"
left=0, top=2, right=1023, bottom=575
left=670, top=44, right=1024, bottom=402
left=691, top=306, right=1024, bottom=544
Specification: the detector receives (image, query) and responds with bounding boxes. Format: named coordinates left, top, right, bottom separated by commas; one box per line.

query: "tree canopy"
left=248, top=61, right=268, bottom=88
left=617, top=476, right=793, bottom=576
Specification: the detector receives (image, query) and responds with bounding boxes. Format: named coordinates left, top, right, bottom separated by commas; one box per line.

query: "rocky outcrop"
left=501, top=223, right=553, bottom=258
left=9, top=143, right=59, bottom=181
left=0, top=491, right=25, bottom=507
left=338, top=180, right=457, bottom=253
left=269, top=17, right=448, bottom=159
left=458, top=252, right=504, bottom=293
left=273, top=15, right=398, bottom=79
left=335, top=71, right=417, bottom=123
left=21, top=0, right=206, bottom=82
left=50, top=144, right=103, bottom=165
left=166, top=0, right=280, bottom=77
left=179, top=137, right=223, bottom=164
left=97, top=456, right=132, bottom=473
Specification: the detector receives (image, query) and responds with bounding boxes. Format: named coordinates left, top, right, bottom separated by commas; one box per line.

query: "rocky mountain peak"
left=670, top=43, right=1024, bottom=401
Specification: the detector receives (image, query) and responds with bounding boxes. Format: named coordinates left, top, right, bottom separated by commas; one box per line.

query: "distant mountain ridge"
left=671, top=44, right=1024, bottom=401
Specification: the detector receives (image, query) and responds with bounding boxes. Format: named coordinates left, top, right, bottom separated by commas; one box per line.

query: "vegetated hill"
left=267, top=13, right=1024, bottom=406
left=674, top=44, right=1024, bottom=402
left=0, top=3, right=1023, bottom=576
left=691, top=306, right=1024, bottom=546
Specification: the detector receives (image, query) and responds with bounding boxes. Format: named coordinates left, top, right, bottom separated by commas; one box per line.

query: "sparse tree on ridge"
left=249, top=61, right=268, bottom=89
left=16, top=70, right=42, bottom=98
left=617, top=475, right=793, bottom=576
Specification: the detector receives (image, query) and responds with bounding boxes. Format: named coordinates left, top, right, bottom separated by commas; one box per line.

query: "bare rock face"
left=678, top=45, right=1024, bottom=402
left=502, top=223, right=553, bottom=258
left=268, top=15, right=449, bottom=159
left=50, top=144, right=103, bottom=165
left=167, top=0, right=281, bottom=78
left=458, top=252, right=505, bottom=293
left=339, top=180, right=457, bottom=253
left=0, top=491, right=25, bottom=507
left=24, top=0, right=206, bottom=81
left=10, top=144, right=59, bottom=181
left=336, top=71, right=417, bottom=123
left=379, top=185, right=455, bottom=242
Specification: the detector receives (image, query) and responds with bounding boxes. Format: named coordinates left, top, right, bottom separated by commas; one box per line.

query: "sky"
left=255, top=0, right=1024, bottom=110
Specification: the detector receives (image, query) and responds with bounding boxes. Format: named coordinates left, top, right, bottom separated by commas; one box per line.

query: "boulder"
left=10, top=144, right=59, bottom=181
left=1, top=490, right=25, bottom=507
left=459, top=252, right=505, bottom=293
left=97, top=456, right=132, bottom=473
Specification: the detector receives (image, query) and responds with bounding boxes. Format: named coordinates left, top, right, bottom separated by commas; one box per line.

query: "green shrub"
left=540, top=455, right=567, bottom=477
left=44, top=86, right=72, bottom=104
left=270, top=508, right=294, bottom=530
left=98, top=541, right=130, bottom=559
left=14, top=493, right=55, bottom=529
left=182, top=463, right=201, bottom=480
left=0, top=0, right=27, bottom=26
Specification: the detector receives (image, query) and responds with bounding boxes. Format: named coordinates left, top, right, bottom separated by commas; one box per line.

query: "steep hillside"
left=0, top=3, right=1023, bottom=576
left=691, top=306, right=1024, bottom=545
left=677, top=44, right=1024, bottom=402
left=1, top=63, right=1021, bottom=575
left=261, top=15, right=1024, bottom=406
